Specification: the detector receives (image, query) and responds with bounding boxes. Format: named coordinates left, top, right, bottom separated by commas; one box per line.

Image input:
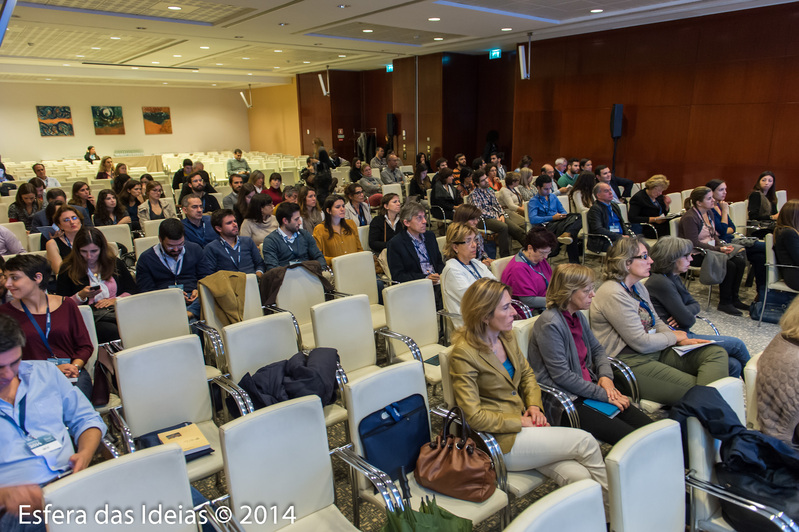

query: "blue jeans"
left=687, top=331, right=750, bottom=378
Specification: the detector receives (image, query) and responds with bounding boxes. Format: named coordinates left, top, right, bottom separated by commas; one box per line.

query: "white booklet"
left=672, top=339, right=718, bottom=356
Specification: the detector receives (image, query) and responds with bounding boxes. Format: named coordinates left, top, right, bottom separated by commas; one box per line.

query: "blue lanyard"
left=357, top=203, right=367, bottom=226
left=155, top=245, right=183, bottom=282
left=458, top=259, right=482, bottom=281
left=619, top=282, right=655, bottom=327
left=221, top=238, right=241, bottom=268
left=518, top=251, right=549, bottom=289
left=0, top=396, right=28, bottom=437
left=20, top=300, right=55, bottom=359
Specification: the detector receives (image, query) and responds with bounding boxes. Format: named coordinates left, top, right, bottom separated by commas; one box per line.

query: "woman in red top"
left=0, top=254, right=93, bottom=398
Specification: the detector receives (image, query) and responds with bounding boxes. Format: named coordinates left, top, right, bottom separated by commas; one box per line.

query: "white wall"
left=0, top=83, right=250, bottom=162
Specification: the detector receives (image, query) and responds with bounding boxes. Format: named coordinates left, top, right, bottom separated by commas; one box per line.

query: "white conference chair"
left=491, top=255, right=513, bottom=279
left=133, top=236, right=159, bottom=261
left=271, top=266, right=332, bottom=349
left=77, top=305, right=121, bottom=417
left=96, top=224, right=133, bottom=254
left=357, top=224, right=371, bottom=252
left=197, top=272, right=263, bottom=353
left=504, top=479, right=605, bottom=532
left=743, top=351, right=762, bottom=430
left=141, top=218, right=164, bottom=237
left=760, top=232, right=799, bottom=326
left=331, top=251, right=387, bottom=330
left=1, top=221, right=27, bottom=251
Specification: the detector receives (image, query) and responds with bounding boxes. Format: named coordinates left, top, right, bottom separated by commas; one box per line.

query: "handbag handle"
left=441, top=406, right=473, bottom=447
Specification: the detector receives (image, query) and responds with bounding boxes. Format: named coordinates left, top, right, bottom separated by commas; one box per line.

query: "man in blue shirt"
left=262, top=202, right=326, bottom=270
left=586, top=182, right=633, bottom=253
left=202, top=209, right=265, bottom=278
left=528, top=175, right=582, bottom=263
left=181, top=195, right=217, bottom=248
left=0, top=314, right=105, bottom=530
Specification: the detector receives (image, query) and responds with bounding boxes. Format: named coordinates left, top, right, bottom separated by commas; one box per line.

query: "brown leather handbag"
left=414, top=406, right=497, bottom=502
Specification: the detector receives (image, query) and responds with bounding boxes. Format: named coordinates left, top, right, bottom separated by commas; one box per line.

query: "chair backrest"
left=77, top=305, right=99, bottom=377
left=681, top=189, right=693, bottom=204
left=311, top=294, right=376, bottom=374
left=511, top=316, right=538, bottom=359
left=332, top=251, right=378, bottom=304
left=439, top=346, right=455, bottom=408
left=115, top=288, right=190, bottom=348
left=491, top=255, right=513, bottom=279
left=729, top=201, right=747, bottom=229
left=777, top=189, right=787, bottom=210
left=605, top=419, right=684, bottom=532
left=43, top=445, right=196, bottom=532
left=220, top=396, right=334, bottom=531
left=666, top=192, right=682, bottom=210
left=617, top=202, right=628, bottom=223
left=198, top=273, right=262, bottom=337
left=357, top=224, right=371, bottom=252
left=557, top=194, right=570, bottom=213
left=28, top=232, right=43, bottom=252
left=113, top=335, right=212, bottom=436
left=96, top=224, right=133, bottom=253
left=744, top=352, right=762, bottom=430
left=275, top=266, right=326, bottom=326
left=505, top=479, right=605, bottom=532
left=1, top=222, right=27, bottom=251
left=224, top=313, right=300, bottom=383
left=436, top=235, right=447, bottom=256
left=669, top=217, right=679, bottom=237
left=383, top=279, right=438, bottom=354
left=142, top=218, right=164, bottom=237
left=133, top=236, right=159, bottom=260
left=383, top=183, right=402, bottom=198
left=344, top=361, right=430, bottom=490
left=687, top=377, right=745, bottom=524
left=765, top=233, right=779, bottom=283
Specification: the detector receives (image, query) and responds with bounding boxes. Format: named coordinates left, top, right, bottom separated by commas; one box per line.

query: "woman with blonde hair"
left=517, top=167, right=535, bottom=202
left=95, top=156, right=113, bottom=180
left=589, top=236, right=729, bottom=404
left=250, top=169, right=266, bottom=195
left=440, top=222, right=496, bottom=327
left=528, top=263, right=651, bottom=444
left=628, top=174, right=671, bottom=237
left=450, top=278, right=609, bottom=497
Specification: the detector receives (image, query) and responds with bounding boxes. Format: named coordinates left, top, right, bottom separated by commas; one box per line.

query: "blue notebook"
left=583, top=399, right=621, bottom=419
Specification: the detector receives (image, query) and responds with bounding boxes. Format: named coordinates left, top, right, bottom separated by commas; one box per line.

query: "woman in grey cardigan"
left=589, top=237, right=729, bottom=405
left=528, top=263, right=651, bottom=444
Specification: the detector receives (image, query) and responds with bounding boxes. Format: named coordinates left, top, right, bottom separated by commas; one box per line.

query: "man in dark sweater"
left=262, top=202, right=326, bottom=270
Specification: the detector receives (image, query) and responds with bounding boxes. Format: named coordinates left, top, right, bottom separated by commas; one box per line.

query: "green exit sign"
left=489, top=49, right=501, bottom=59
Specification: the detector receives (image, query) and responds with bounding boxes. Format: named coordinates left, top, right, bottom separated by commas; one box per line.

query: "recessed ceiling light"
left=590, top=8, right=603, bottom=13
left=242, top=57, right=250, bottom=60
left=501, top=27, right=512, bottom=31
left=338, top=54, right=346, bottom=58
left=62, top=63, right=70, bottom=66
left=303, top=61, right=311, bottom=64
left=110, top=36, right=121, bottom=40
left=212, top=83, right=217, bottom=86
left=428, top=17, right=440, bottom=21
left=433, top=37, right=443, bottom=41
left=173, top=54, right=182, bottom=57
left=91, top=47, right=101, bottom=50
left=274, top=49, right=282, bottom=52
left=168, top=6, right=181, bottom=10
left=76, top=54, right=84, bottom=57
left=363, top=29, right=373, bottom=33
left=45, top=78, right=51, bottom=80
left=152, top=61, right=160, bottom=64
left=216, top=63, right=223, bottom=66
left=200, top=46, right=210, bottom=49
left=131, top=67, right=139, bottom=69
left=163, top=82, right=168, bottom=84
left=247, top=73, right=252, bottom=75
left=192, top=70, right=199, bottom=73
left=274, top=66, right=280, bottom=69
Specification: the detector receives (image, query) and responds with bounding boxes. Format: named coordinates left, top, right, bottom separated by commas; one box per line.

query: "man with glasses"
left=587, top=182, right=633, bottom=253
left=470, top=170, right=526, bottom=257
left=528, top=174, right=583, bottom=263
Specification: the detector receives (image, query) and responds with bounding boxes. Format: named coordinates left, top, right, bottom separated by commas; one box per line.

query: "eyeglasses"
left=354, top=190, right=365, bottom=195
left=632, top=253, right=649, bottom=260
left=61, top=216, right=80, bottom=223
left=454, top=238, right=478, bottom=245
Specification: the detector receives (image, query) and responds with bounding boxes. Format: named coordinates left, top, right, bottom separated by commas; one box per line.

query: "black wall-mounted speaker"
left=610, top=104, right=623, bottom=139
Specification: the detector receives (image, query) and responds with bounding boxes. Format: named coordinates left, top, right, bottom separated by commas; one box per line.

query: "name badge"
left=647, top=328, right=657, bottom=335
left=609, top=223, right=621, bottom=233
left=289, top=260, right=301, bottom=266
left=168, top=284, right=184, bottom=292
left=27, top=434, right=63, bottom=456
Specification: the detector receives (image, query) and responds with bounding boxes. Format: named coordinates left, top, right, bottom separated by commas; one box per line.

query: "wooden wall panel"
left=684, top=104, right=775, bottom=165
left=418, top=53, right=443, bottom=164
left=392, top=57, right=417, bottom=164
left=361, top=69, right=393, bottom=150
left=329, top=70, right=362, bottom=160
left=441, top=54, right=477, bottom=163
left=475, top=53, right=516, bottom=164
left=297, top=72, right=331, bottom=156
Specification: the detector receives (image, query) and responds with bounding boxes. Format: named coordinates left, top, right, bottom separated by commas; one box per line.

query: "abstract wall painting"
left=92, top=106, right=126, bottom=135
left=142, top=106, right=172, bottom=134
left=36, top=106, right=74, bottom=136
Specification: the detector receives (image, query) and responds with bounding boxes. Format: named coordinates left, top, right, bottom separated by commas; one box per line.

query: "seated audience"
left=177, top=165, right=216, bottom=201
left=370, top=146, right=387, bottom=172
left=84, top=145, right=99, bottom=163
left=112, top=163, right=130, bottom=194
left=485, top=163, right=502, bottom=191
left=264, top=172, right=282, bottom=204
left=32, top=189, right=90, bottom=232
left=69, top=181, right=96, bottom=220
left=409, top=163, right=431, bottom=200
left=234, top=183, right=256, bottom=226
left=45, top=205, right=85, bottom=274
left=453, top=204, right=494, bottom=264
left=358, top=163, right=382, bottom=200
left=587, top=182, right=634, bottom=253
left=472, top=170, right=525, bottom=257
left=181, top=194, right=217, bottom=248
left=227, top=148, right=251, bottom=177
left=528, top=263, right=652, bottom=444
left=223, top=174, right=244, bottom=210
left=595, top=165, right=633, bottom=202
left=245, top=169, right=264, bottom=196
left=299, top=187, right=324, bottom=233
left=96, top=156, right=115, bottom=181
left=136, top=218, right=209, bottom=318
left=628, top=174, right=671, bottom=237
left=498, top=172, right=525, bottom=217
left=380, top=154, right=404, bottom=185
left=568, top=171, right=596, bottom=214
left=517, top=168, right=535, bottom=202
left=775, top=199, right=799, bottom=291
left=589, top=237, right=728, bottom=405
left=431, top=167, right=461, bottom=220
left=313, top=195, right=363, bottom=267
left=368, top=193, right=402, bottom=253
left=301, top=156, right=317, bottom=186
left=441, top=222, right=495, bottom=327
left=501, top=226, right=556, bottom=312
left=140, top=173, right=154, bottom=187
left=118, top=179, right=143, bottom=231
left=56, top=228, right=136, bottom=343
left=262, top=202, right=326, bottom=270
left=748, top=170, right=778, bottom=237
left=171, top=158, right=193, bottom=191
left=349, top=158, right=363, bottom=184
left=0, top=225, right=24, bottom=256
left=240, top=193, right=277, bottom=242
left=282, top=185, right=298, bottom=204
left=92, top=189, right=130, bottom=227
left=8, top=183, right=41, bottom=231
left=557, top=158, right=580, bottom=189
left=528, top=174, right=582, bottom=263
left=756, top=296, right=799, bottom=444
left=0, top=255, right=94, bottom=399
left=646, top=237, right=750, bottom=377
left=678, top=186, right=748, bottom=315
left=0, top=314, right=105, bottom=529
left=343, top=183, right=372, bottom=227
left=137, top=181, right=177, bottom=223
left=707, top=179, right=766, bottom=293
left=178, top=172, right=219, bottom=214
left=201, top=209, right=265, bottom=278
left=449, top=278, right=609, bottom=496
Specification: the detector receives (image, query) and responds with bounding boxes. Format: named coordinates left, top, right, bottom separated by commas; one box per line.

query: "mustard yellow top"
left=312, top=218, right=363, bottom=266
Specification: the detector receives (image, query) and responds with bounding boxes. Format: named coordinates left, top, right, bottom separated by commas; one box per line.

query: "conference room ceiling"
left=0, top=0, right=792, bottom=89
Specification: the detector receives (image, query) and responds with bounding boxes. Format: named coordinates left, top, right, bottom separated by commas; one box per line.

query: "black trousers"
left=560, top=398, right=653, bottom=445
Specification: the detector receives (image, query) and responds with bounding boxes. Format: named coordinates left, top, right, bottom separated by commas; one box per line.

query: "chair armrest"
left=332, top=445, right=404, bottom=512
left=585, top=233, right=614, bottom=249
left=101, top=434, right=121, bottom=458
left=108, top=406, right=136, bottom=453
left=191, top=320, right=227, bottom=373
left=538, top=383, right=580, bottom=429
left=198, top=495, right=247, bottom=532
left=510, top=299, right=533, bottom=319
left=325, top=290, right=354, bottom=300
left=210, top=375, right=254, bottom=417
left=262, top=305, right=303, bottom=351
left=436, top=309, right=461, bottom=320
left=375, top=328, right=423, bottom=363
left=607, top=357, right=640, bottom=403
left=695, top=315, right=720, bottom=336
left=632, top=222, right=658, bottom=239
left=335, top=360, right=349, bottom=388
left=430, top=205, right=449, bottom=222
left=686, top=472, right=799, bottom=531
left=767, top=262, right=799, bottom=270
